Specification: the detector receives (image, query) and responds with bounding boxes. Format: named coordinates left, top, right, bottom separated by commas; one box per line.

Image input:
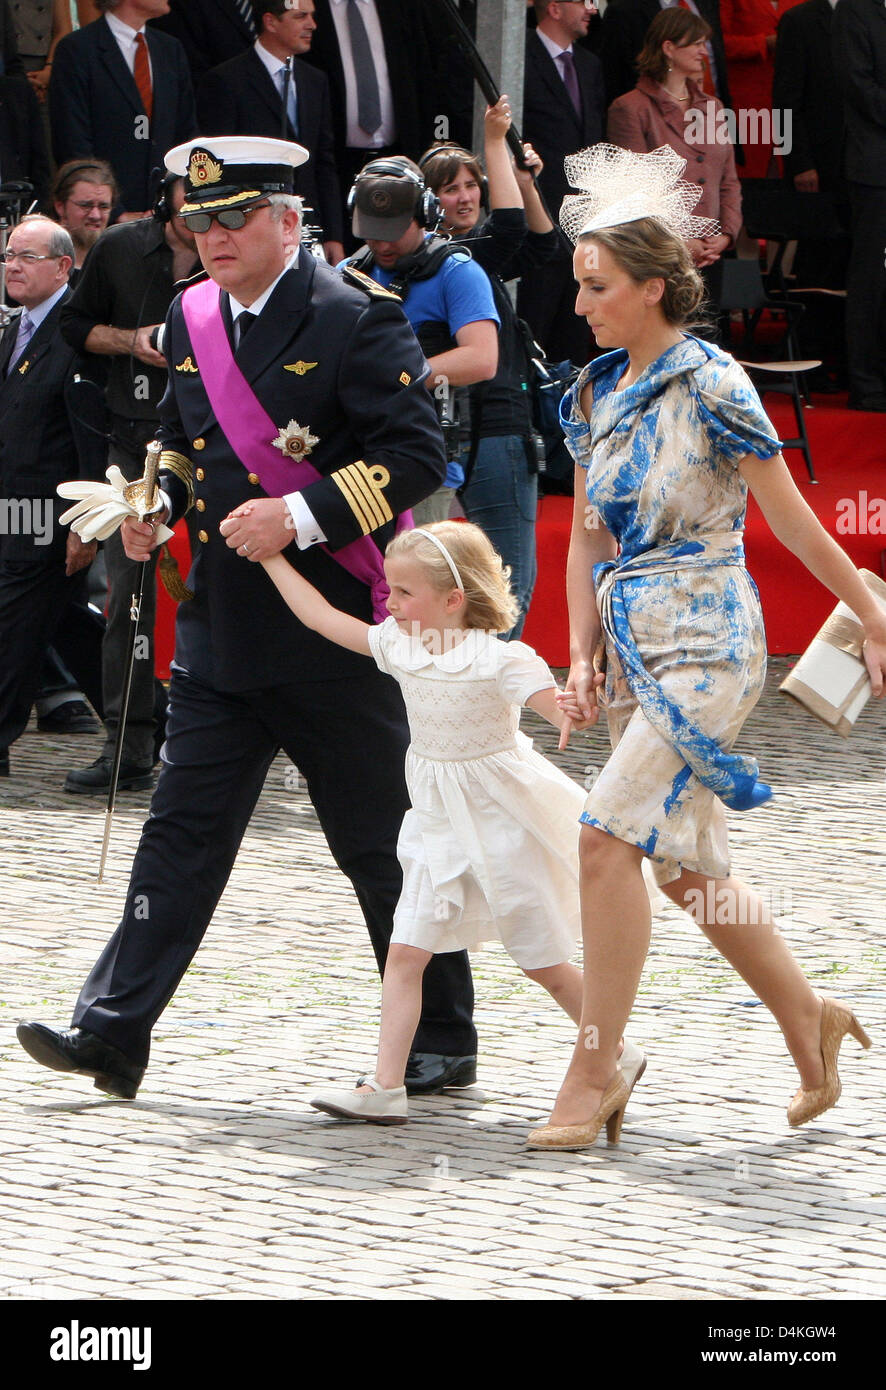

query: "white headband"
left=412, top=528, right=464, bottom=590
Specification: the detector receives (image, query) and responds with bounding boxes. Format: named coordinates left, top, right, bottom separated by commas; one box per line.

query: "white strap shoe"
left=310, top=1077, right=408, bottom=1125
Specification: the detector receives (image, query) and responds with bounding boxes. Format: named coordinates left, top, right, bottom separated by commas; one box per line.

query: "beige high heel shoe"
left=526, top=1073, right=630, bottom=1151
left=788, top=997, right=872, bottom=1127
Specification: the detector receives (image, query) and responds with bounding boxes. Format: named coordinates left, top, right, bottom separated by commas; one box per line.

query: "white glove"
left=57, top=465, right=175, bottom=544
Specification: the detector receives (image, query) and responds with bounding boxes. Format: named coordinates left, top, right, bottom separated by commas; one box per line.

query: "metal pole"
left=472, top=0, right=527, bottom=152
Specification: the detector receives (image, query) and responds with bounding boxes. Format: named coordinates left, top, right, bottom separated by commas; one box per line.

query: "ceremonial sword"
left=97, top=440, right=163, bottom=883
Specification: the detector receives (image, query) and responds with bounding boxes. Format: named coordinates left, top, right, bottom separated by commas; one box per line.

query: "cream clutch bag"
left=779, top=568, right=886, bottom=736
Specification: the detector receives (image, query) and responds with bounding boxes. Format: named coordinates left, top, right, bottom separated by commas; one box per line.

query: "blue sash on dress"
left=594, top=535, right=773, bottom=812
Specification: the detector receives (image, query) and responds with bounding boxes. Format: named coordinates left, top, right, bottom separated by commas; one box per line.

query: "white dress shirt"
left=105, top=8, right=153, bottom=82
left=254, top=37, right=299, bottom=132
left=329, top=0, right=395, bottom=148
left=535, top=27, right=576, bottom=66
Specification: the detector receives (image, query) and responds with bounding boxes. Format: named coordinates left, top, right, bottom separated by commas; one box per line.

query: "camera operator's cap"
left=351, top=158, right=424, bottom=240
left=165, top=136, right=309, bottom=215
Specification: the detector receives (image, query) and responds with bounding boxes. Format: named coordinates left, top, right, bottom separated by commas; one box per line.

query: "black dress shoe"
left=37, top=700, right=100, bottom=735
left=403, top=1052, right=478, bottom=1096
left=16, top=1022, right=144, bottom=1099
left=64, top=755, right=154, bottom=795
left=0, top=748, right=8, bottom=777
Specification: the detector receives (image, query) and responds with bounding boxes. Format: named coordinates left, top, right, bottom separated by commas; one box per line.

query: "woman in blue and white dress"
left=527, top=146, right=886, bottom=1151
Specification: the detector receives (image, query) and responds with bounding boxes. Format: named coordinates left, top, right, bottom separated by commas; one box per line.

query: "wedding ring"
left=242, top=543, right=250, bottom=555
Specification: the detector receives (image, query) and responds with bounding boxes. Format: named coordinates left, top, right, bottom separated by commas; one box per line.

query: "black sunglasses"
left=179, top=200, right=271, bottom=233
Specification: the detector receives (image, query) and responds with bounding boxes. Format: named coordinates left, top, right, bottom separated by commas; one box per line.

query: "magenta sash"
left=181, top=277, right=407, bottom=622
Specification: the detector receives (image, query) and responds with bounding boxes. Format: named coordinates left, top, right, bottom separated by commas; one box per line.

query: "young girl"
left=248, top=520, right=642, bottom=1125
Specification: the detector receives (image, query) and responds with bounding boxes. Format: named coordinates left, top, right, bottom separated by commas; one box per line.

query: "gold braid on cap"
left=560, top=143, right=720, bottom=243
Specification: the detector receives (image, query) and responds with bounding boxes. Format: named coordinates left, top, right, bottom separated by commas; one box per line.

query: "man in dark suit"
left=17, top=137, right=477, bottom=1101
left=0, top=74, right=49, bottom=203
left=48, top=0, right=197, bottom=216
left=833, top=0, right=886, bottom=410
left=198, top=0, right=344, bottom=260
left=517, top=0, right=606, bottom=363
left=149, top=0, right=255, bottom=83
left=0, top=216, right=104, bottom=777
left=600, top=0, right=731, bottom=107
left=302, top=0, right=436, bottom=243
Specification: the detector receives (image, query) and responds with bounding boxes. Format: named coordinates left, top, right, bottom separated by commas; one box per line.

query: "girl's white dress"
left=367, top=617, right=585, bottom=969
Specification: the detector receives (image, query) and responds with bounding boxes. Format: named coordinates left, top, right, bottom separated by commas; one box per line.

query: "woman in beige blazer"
left=606, top=7, right=742, bottom=276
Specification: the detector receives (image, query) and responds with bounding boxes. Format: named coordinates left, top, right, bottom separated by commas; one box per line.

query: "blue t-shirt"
left=340, top=241, right=499, bottom=486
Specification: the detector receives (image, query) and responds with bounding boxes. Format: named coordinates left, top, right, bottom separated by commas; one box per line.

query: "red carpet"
left=522, top=393, right=885, bottom=665
left=156, top=394, right=884, bottom=677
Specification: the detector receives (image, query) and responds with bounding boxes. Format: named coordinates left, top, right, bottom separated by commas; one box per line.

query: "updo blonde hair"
left=578, top=216, right=707, bottom=328
left=385, top=521, right=519, bottom=633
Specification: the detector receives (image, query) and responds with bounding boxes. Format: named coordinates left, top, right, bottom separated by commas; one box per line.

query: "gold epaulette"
left=159, top=449, right=195, bottom=512
left=341, top=265, right=403, bottom=302
left=330, top=460, right=394, bottom=535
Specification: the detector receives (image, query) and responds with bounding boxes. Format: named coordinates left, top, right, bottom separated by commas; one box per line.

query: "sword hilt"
left=122, top=439, right=163, bottom=518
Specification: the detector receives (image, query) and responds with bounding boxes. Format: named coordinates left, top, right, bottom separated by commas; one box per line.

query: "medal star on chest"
left=272, top=420, right=320, bottom=459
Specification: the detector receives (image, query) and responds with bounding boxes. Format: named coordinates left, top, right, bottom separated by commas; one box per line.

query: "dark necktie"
left=134, top=32, right=153, bottom=123
left=347, top=0, right=382, bottom=137
left=557, top=50, right=581, bottom=119
left=236, top=311, right=257, bottom=348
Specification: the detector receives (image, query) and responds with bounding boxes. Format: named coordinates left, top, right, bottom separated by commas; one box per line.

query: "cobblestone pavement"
left=1, top=660, right=883, bottom=1302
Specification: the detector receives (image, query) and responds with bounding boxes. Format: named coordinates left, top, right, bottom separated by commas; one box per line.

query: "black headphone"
left=151, top=170, right=180, bottom=224
left=418, top=143, right=490, bottom=212
left=346, top=156, right=442, bottom=230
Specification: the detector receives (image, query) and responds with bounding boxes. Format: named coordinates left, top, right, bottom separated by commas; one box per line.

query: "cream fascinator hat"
left=560, top=143, right=720, bottom=243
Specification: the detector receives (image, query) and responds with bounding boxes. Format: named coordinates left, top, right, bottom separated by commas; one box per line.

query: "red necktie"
left=678, top=0, right=714, bottom=95
left=134, top=32, right=153, bottom=123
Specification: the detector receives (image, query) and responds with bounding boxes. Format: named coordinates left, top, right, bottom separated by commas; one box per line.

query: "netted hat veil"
left=560, top=143, right=719, bottom=243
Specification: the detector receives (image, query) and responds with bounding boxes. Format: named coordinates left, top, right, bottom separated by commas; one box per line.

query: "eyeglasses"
left=179, top=200, right=271, bottom=233
left=69, top=200, right=112, bottom=212
left=0, top=250, right=63, bottom=265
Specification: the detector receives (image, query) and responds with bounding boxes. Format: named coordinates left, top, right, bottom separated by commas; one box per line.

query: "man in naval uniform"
left=17, top=137, right=477, bottom=1100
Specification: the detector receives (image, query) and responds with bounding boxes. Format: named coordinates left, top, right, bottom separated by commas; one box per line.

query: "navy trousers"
left=73, top=663, right=477, bottom=1066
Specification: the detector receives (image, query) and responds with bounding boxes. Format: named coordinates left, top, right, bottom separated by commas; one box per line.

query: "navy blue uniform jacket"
left=156, top=250, right=446, bottom=692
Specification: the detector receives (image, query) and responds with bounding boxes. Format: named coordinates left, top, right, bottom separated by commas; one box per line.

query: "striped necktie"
left=7, top=311, right=34, bottom=376
left=133, top=32, right=153, bottom=122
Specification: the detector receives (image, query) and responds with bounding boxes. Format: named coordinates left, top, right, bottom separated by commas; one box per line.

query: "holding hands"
left=219, top=499, right=294, bottom=562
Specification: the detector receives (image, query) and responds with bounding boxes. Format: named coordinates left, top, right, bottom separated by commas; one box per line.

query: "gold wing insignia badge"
left=284, top=361, right=318, bottom=375
left=175, top=356, right=199, bottom=374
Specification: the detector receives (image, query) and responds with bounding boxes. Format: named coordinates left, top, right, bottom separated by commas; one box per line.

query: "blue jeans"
left=460, top=434, right=538, bottom=640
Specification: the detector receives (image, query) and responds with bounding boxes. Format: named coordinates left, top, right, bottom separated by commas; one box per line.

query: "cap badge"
left=187, top=148, right=224, bottom=187
left=272, top=420, right=320, bottom=459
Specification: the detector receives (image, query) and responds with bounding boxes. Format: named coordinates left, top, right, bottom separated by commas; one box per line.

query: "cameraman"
left=420, top=96, right=559, bottom=638
left=344, top=156, right=498, bottom=524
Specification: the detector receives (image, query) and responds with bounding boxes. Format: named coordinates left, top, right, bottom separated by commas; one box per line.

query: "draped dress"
left=561, top=335, right=783, bottom=885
